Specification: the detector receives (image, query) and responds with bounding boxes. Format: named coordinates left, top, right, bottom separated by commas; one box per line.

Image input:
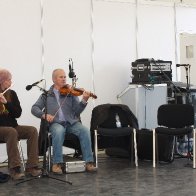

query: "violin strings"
left=53, top=93, right=69, bottom=118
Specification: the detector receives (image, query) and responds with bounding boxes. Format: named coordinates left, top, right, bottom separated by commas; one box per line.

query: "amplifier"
left=131, top=59, right=172, bottom=84
left=65, top=161, right=86, bottom=173
left=62, top=155, right=86, bottom=173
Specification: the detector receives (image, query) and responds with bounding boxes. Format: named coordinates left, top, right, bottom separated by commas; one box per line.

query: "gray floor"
left=0, top=154, right=196, bottom=196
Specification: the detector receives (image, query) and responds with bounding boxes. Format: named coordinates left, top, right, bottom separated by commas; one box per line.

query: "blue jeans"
left=49, top=122, right=94, bottom=164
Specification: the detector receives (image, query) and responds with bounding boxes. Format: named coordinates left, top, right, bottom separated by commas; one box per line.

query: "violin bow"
left=53, top=94, right=68, bottom=118
left=1, top=83, right=14, bottom=95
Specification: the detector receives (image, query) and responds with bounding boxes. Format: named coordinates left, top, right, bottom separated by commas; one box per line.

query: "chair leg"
left=133, top=129, right=138, bottom=167
left=155, top=133, right=159, bottom=164
left=153, top=129, right=156, bottom=168
left=18, top=140, right=25, bottom=171
left=94, top=130, right=98, bottom=168
left=131, top=133, right=134, bottom=165
left=193, top=129, right=196, bottom=169
left=48, top=134, right=52, bottom=172
left=187, top=133, right=191, bottom=160
left=174, top=136, right=181, bottom=156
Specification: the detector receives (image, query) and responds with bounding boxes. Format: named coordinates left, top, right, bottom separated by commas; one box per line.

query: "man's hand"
left=42, top=114, right=54, bottom=123
left=0, top=93, right=7, bottom=104
left=82, top=91, right=91, bottom=102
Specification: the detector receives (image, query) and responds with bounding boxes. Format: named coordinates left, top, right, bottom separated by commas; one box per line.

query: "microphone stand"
left=184, top=65, right=191, bottom=104
left=150, top=59, right=183, bottom=103
left=181, top=64, right=192, bottom=165
left=69, top=58, right=78, bottom=87
left=72, top=75, right=77, bottom=87
left=16, top=85, right=72, bottom=185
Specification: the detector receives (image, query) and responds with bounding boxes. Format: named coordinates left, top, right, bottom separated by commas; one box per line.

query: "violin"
left=59, top=85, right=97, bottom=99
left=0, top=87, right=12, bottom=114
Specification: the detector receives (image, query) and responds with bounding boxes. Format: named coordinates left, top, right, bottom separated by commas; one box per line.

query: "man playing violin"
left=31, top=68, right=97, bottom=174
left=0, top=68, right=42, bottom=180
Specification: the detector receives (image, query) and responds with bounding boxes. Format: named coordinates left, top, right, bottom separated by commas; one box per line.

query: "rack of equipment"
left=131, top=59, right=172, bottom=84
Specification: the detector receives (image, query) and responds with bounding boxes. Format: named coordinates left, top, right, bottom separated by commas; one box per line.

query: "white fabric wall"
left=0, top=0, right=196, bottom=160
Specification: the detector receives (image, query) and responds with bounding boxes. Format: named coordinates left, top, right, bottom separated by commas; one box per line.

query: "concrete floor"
left=0, top=154, right=196, bottom=196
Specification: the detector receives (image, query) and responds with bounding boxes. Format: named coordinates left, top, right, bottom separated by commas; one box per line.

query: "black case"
left=131, top=59, right=172, bottom=84
left=137, top=129, right=174, bottom=162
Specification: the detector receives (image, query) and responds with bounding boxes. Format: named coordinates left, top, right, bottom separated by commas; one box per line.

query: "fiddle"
left=59, top=85, right=97, bottom=99
left=0, top=88, right=11, bottom=114
left=1, top=83, right=14, bottom=95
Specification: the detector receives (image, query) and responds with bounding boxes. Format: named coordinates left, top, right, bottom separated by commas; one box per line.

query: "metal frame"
left=94, top=128, right=138, bottom=168
left=18, top=140, right=26, bottom=171
left=153, top=128, right=196, bottom=168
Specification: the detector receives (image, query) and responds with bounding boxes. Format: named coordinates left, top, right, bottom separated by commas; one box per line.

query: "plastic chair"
left=152, top=104, right=196, bottom=168
left=90, top=104, right=139, bottom=168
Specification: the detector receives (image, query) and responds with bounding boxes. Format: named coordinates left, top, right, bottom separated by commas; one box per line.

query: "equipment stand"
left=184, top=65, right=191, bottom=104
left=184, top=65, right=192, bottom=166
left=150, top=59, right=182, bottom=98
left=16, top=87, right=72, bottom=185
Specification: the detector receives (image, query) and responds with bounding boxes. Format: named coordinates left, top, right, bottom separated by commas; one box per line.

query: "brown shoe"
left=25, top=167, right=42, bottom=177
left=10, top=167, right=25, bottom=181
left=52, top=164, right=63, bottom=175
left=86, top=162, right=97, bottom=172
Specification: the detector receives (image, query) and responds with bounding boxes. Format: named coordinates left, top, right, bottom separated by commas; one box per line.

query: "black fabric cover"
left=97, top=127, right=133, bottom=137
left=90, top=104, right=138, bottom=131
left=157, top=104, right=194, bottom=128
left=90, top=104, right=138, bottom=157
left=155, top=127, right=193, bottom=136
left=137, top=129, right=174, bottom=162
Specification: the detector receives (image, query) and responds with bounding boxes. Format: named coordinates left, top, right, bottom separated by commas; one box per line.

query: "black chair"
left=38, top=120, right=81, bottom=171
left=90, top=104, right=139, bottom=168
left=152, top=104, right=196, bottom=168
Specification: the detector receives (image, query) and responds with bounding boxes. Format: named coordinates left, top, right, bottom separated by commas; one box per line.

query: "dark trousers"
left=0, top=125, right=39, bottom=169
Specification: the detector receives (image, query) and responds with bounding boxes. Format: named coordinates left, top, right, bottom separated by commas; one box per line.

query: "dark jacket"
left=0, top=90, right=22, bottom=127
left=90, top=103, right=138, bottom=132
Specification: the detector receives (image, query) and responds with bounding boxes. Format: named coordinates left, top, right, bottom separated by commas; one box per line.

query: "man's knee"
left=4, top=127, right=18, bottom=141
left=51, top=127, right=65, bottom=139
left=29, top=126, right=38, bottom=137
left=7, top=127, right=18, bottom=137
left=82, top=127, right=90, bottom=136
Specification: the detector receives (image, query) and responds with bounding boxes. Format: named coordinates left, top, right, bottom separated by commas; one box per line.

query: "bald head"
left=0, top=68, right=12, bottom=84
left=52, top=69, right=67, bottom=89
left=52, top=69, right=64, bottom=80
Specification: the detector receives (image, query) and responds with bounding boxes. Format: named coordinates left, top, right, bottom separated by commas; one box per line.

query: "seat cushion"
left=97, top=127, right=133, bottom=137
left=155, top=127, right=193, bottom=136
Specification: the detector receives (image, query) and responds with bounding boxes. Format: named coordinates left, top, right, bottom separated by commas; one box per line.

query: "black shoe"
left=0, top=172, right=10, bottom=183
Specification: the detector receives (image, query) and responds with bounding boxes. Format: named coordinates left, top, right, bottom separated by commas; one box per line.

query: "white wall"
left=93, top=1, right=136, bottom=105
left=0, top=0, right=196, bottom=160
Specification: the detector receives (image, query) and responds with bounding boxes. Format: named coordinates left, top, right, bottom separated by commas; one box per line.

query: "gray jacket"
left=31, top=85, right=87, bottom=125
